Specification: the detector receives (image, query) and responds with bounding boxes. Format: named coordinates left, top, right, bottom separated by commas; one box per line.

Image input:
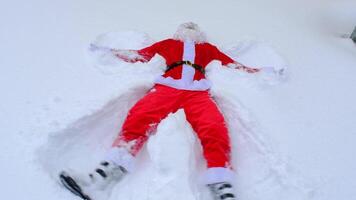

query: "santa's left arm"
left=213, top=46, right=260, bottom=73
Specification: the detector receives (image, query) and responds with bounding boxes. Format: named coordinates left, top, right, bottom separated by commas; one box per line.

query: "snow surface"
left=1, top=0, right=356, bottom=200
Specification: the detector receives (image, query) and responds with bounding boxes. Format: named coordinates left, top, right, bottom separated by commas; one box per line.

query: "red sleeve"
left=137, top=39, right=168, bottom=62
left=212, top=45, right=235, bottom=66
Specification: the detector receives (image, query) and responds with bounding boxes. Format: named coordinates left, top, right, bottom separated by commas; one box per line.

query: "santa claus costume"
left=59, top=22, right=260, bottom=200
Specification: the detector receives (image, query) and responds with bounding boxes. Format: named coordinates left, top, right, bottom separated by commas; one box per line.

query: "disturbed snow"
left=38, top=31, right=314, bottom=200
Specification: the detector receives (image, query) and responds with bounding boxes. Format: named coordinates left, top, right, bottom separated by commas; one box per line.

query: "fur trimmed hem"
left=104, top=147, right=136, bottom=172
left=202, top=167, right=236, bottom=185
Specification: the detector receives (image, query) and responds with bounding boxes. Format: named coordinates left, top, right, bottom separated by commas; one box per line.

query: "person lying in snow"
left=60, top=22, right=262, bottom=200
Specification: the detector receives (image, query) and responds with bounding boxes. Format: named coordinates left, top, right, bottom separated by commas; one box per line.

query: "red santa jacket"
left=136, top=39, right=236, bottom=91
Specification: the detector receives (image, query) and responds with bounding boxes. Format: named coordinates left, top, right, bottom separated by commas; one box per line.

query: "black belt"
left=165, top=61, right=205, bottom=75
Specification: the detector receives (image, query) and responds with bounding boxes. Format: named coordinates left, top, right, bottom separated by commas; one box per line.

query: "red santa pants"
left=113, top=84, right=231, bottom=168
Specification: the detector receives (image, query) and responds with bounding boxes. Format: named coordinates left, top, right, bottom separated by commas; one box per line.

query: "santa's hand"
left=89, top=43, right=99, bottom=51
left=260, top=67, right=285, bottom=76
left=89, top=43, right=112, bottom=53
left=261, top=67, right=274, bottom=73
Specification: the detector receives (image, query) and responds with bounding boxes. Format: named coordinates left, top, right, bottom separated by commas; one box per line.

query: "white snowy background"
left=1, top=0, right=356, bottom=200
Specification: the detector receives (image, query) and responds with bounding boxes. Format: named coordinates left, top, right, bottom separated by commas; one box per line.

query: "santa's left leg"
left=59, top=85, right=182, bottom=198
left=183, top=91, right=236, bottom=200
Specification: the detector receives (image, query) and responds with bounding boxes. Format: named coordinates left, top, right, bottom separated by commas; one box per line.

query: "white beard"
left=173, top=25, right=207, bottom=43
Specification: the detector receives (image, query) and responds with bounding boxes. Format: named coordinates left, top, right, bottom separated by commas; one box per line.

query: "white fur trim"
left=154, top=76, right=211, bottom=91
left=202, top=167, right=235, bottom=185
left=181, top=40, right=196, bottom=83
left=226, top=63, right=237, bottom=69
left=104, top=147, right=136, bottom=172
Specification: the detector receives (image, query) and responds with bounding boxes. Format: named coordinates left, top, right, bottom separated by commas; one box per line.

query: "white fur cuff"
left=202, top=167, right=235, bottom=185
left=104, top=147, right=136, bottom=172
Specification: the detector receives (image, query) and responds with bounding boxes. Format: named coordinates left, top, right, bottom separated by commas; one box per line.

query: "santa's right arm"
left=111, top=41, right=162, bottom=63
left=111, top=49, right=146, bottom=63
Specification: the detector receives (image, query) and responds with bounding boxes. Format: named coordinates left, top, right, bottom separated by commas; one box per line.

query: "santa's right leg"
left=60, top=85, right=182, bottom=199
left=108, top=85, right=182, bottom=169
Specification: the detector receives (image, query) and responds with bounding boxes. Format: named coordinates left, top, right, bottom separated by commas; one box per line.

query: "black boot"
left=208, top=182, right=236, bottom=200
left=59, top=161, right=127, bottom=200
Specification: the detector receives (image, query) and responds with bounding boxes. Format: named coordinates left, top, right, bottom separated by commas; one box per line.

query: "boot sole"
left=59, top=171, right=92, bottom=200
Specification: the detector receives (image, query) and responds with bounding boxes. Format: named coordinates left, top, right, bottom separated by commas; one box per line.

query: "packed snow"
left=1, top=0, right=356, bottom=200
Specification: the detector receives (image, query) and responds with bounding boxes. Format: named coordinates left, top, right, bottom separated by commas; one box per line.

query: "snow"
left=1, top=0, right=356, bottom=200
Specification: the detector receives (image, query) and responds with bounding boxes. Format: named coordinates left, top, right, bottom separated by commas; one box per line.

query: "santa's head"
left=173, top=22, right=207, bottom=43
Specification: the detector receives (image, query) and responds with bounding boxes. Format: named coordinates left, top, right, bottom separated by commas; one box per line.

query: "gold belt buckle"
left=185, top=60, right=192, bottom=66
